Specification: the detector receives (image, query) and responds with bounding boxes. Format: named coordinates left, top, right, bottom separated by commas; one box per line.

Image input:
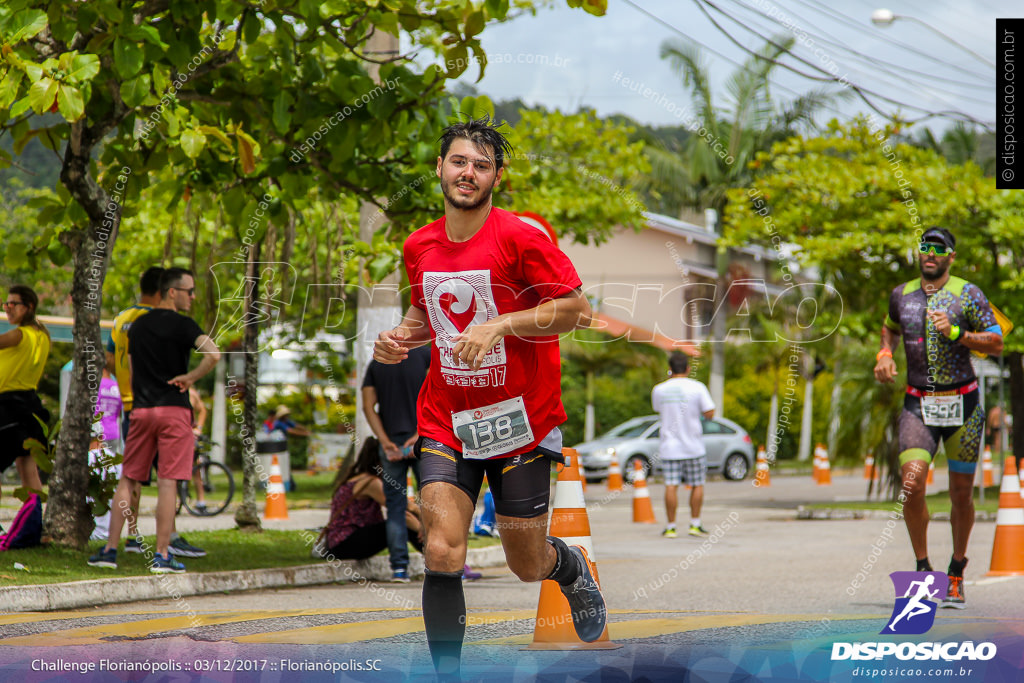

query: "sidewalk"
left=0, top=506, right=506, bottom=613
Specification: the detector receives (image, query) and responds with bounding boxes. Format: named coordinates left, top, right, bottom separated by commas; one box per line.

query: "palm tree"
left=645, top=34, right=847, bottom=434
left=645, top=35, right=841, bottom=217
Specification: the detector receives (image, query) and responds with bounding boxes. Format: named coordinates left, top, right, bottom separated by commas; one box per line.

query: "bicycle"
left=177, top=435, right=235, bottom=516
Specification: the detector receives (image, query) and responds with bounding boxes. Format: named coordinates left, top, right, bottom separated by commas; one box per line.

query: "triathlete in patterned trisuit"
left=874, top=227, right=1003, bottom=609
left=373, top=117, right=606, bottom=679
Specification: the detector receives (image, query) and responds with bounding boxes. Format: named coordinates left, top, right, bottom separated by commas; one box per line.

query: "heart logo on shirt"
left=438, top=288, right=479, bottom=333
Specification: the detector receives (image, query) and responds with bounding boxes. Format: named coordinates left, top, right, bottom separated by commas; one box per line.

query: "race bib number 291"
left=452, top=396, right=535, bottom=459
left=921, top=394, right=964, bottom=427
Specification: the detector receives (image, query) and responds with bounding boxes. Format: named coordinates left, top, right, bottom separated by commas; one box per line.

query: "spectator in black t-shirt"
left=362, top=344, right=429, bottom=582
left=89, top=267, right=220, bottom=574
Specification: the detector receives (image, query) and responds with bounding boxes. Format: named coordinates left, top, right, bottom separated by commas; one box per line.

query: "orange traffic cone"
left=926, top=461, right=935, bottom=485
left=864, top=454, right=875, bottom=480
left=527, top=448, right=618, bottom=650
left=631, top=460, right=657, bottom=524
left=982, top=447, right=995, bottom=488
left=815, top=444, right=832, bottom=485
left=754, top=446, right=770, bottom=487
left=987, top=456, right=1024, bottom=576
left=606, top=453, right=623, bottom=493
left=264, top=454, right=289, bottom=520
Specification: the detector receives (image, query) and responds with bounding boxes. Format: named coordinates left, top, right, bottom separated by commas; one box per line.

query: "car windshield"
left=602, top=418, right=657, bottom=439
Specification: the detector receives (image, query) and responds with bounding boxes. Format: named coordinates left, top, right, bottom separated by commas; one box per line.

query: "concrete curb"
left=0, top=545, right=508, bottom=613
left=795, top=506, right=998, bottom=521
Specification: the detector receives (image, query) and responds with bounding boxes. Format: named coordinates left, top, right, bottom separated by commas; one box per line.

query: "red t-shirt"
left=404, top=208, right=582, bottom=459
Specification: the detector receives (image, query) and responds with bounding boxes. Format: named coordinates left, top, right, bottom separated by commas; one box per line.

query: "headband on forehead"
left=921, top=227, right=955, bottom=250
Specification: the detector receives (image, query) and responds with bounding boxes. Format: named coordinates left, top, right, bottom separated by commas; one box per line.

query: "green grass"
left=803, top=485, right=1002, bottom=515
left=0, top=528, right=500, bottom=587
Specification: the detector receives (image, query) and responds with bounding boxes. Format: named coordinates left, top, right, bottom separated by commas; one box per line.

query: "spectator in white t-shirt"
left=651, top=352, right=715, bottom=538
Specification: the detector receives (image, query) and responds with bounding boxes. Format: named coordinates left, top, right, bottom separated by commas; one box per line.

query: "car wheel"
left=624, top=455, right=651, bottom=483
left=723, top=453, right=750, bottom=480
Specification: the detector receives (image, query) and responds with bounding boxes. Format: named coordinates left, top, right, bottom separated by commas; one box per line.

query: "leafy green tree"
left=725, top=117, right=1016, bottom=476
left=0, top=0, right=608, bottom=548
left=501, top=108, right=649, bottom=243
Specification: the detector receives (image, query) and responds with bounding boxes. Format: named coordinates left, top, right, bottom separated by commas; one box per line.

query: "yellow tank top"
left=0, top=326, right=51, bottom=392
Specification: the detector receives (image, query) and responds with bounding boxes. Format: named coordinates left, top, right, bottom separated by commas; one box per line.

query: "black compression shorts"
left=416, top=437, right=551, bottom=519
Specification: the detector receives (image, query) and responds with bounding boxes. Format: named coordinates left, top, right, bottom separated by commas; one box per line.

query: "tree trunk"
left=234, top=241, right=264, bottom=532
left=765, top=383, right=779, bottom=461
left=45, top=139, right=121, bottom=548
left=798, top=351, right=814, bottom=461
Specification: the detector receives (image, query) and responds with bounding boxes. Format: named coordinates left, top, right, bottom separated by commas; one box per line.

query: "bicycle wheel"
left=176, top=480, right=187, bottom=515
left=181, top=462, right=235, bottom=516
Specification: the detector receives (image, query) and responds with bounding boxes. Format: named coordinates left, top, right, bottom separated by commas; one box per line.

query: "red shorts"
left=123, top=406, right=194, bottom=481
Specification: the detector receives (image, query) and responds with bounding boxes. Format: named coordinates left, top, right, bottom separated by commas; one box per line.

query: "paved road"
left=1, top=472, right=1021, bottom=681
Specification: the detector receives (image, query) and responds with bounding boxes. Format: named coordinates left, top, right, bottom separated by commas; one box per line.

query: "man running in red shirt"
left=374, top=117, right=605, bottom=678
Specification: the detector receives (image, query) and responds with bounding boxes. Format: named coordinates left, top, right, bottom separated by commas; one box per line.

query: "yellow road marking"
left=0, top=609, right=409, bottom=647
left=233, top=611, right=535, bottom=645
left=233, top=617, right=426, bottom=644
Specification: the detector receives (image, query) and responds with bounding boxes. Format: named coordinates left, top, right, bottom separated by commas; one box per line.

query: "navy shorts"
left=416, top=437, right=552, bottom=519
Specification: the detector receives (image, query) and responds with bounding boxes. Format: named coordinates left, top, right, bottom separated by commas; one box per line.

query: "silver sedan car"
left=574, top=414, right=755, bottom=482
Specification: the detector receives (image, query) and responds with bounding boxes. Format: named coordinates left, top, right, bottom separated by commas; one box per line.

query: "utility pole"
left=354, top=26, right=403, bottom=449
left=708, top=208, right=725, bottom=418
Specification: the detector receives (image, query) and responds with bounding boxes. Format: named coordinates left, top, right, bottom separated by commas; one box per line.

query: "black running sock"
left=422, top=569, right=465, bottom=677
left=545, top=536, right=581, bottom=587
left=948, top=556, right=968, bottom=577
left=916, top=557, right=933, bottom=572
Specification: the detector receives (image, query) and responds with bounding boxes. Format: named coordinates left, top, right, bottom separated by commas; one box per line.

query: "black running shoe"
left=559, top=546, right=607, bottom=642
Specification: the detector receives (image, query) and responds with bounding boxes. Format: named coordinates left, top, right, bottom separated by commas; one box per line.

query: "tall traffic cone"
left=631, top=460, right=657, bottom=524
left=987, top=456, right=1024, bottom=576
left=926, top=460, right=935, bottom=485
left=526, top=448, right=619, bottom=650
left=813, top=444, right=823, bottom=483
left=606, top=453, right=623, bottom=493
left=981, top=446, right=995, bottom=488
left=815, top=444, right=832, bottom=485
left=264, top=454, right=289, bottom=520
left=754, top=446, right=770, bottom=487
left=864, top=454, right=876, bottom=480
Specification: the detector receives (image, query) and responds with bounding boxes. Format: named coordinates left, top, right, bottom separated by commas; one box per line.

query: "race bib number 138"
left=452, top=396, right=535, bottom=459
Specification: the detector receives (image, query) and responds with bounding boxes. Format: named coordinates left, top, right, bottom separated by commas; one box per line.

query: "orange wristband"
left=876, top=348, right=893, bottom=361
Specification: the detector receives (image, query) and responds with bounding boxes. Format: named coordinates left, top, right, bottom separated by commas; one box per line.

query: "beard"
left=441, top=175, right=494, bottom=211
left=918, top=257, right=950, bottom=281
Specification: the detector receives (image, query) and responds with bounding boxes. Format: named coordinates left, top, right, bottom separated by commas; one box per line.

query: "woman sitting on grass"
left=321, top=436, right=423, bottom=561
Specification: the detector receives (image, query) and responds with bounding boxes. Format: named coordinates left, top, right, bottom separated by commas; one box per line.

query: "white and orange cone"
left=526, top=448, right=618, bottom=650
left=631, top=460, right=657, bottom=524
left=264, top=454, right=289, bottom=520
left=926, top=460, right=935, bottom=486
left=987, top=456, right=1024, bottom=576
left=606, top=453, right=624, bottom=493
left=982, top=446, right=995, bottom=488
left=815, top=444, right=832, bottom=486
left=754, top=446, right=770, bottom=487
left=864, top=454, right=876, bottom=480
